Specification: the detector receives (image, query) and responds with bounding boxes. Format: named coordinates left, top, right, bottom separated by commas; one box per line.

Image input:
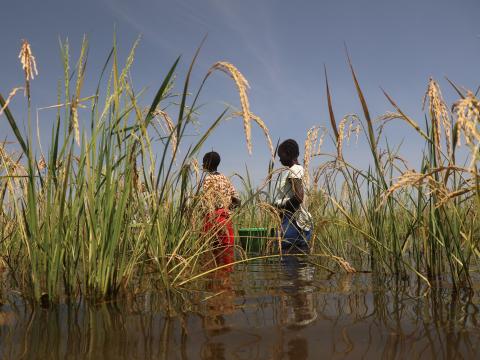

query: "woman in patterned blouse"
left=201, top=151, right=241, bottom=252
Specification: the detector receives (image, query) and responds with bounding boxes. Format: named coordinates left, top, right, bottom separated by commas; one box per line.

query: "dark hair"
left=203, top=151, right=221, bottom=171
left=278, top=139, right=299, bottom=160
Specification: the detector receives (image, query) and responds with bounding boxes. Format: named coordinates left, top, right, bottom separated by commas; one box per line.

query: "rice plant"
left=0, top=36, right=275, bottom=303
left=0, top=36, right=478, bottom=305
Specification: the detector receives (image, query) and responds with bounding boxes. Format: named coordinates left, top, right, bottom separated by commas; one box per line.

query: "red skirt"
left=203, top=208, right=234, bottom=247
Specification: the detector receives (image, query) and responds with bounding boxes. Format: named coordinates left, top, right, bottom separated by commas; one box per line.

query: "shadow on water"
left=1, top=248, right=480, bottom=359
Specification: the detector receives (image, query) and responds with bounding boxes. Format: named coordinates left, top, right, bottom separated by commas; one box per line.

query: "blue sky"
left=1, top=0, right=479, bottom=182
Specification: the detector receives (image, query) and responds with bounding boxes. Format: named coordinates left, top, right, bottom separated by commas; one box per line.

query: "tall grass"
left=0, top=37, right=479, bottom=304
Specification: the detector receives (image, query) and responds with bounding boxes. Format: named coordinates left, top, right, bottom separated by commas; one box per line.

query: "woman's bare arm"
left=279, top=178, right=304, bottom=214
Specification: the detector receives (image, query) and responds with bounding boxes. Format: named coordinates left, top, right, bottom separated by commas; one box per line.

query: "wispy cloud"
left=101, top=0, right=178, bottom=53
left=207, top=0, right=285, bottom=91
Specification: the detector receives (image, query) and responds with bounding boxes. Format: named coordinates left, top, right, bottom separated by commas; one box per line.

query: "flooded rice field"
left=1, top=252, right=480, bottom=359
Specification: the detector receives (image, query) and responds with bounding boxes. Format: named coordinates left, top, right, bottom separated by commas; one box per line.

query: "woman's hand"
left=229, top=196, right=241, bottom=210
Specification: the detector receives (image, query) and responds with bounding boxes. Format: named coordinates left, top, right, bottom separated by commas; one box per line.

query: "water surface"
left=1, top=251, right=479, bottom=359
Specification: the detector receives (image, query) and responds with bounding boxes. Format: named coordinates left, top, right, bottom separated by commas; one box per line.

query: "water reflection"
left=201, top=246, right=235, bottom=359
left=279, top=246, right=317, bottom=328
left=276, top=246, right=316, bottom=359
left=1, top=260, right=480, bottom=359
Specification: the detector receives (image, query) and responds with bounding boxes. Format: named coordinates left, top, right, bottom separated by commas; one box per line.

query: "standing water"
left=1, top=251, right=480, bottom=359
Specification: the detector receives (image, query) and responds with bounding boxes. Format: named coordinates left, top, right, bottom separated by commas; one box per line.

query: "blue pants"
left=281, top=213, right=311, bottom=250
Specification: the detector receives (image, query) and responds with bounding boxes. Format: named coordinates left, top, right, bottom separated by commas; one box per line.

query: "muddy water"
left=1, top=252, right=480, bottom=359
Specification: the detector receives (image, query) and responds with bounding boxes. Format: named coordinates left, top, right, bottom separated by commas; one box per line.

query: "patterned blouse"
left=202, top=172, right=238, bottom=211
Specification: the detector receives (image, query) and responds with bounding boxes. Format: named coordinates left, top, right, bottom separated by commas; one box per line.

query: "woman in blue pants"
left=273, top=139, right=313, bottom=251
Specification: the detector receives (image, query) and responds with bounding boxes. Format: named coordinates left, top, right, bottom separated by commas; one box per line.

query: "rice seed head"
left=376, top=111, right=404, bottom=122
left=38, top=155, right=47, bottom=171
left=131, top=162, right=148, bottom=194
left=436, top=183, right=477, bottom=208
left=337, top=114, right=360, bottom=159
left=208, top=62, right=273, bottom=157
left=452, top=92, right=480, bottom=169
left=208, top=62, right=252, bottom=153
left=19, top=40, right=38, bottom=80
left=453, top=93, right=480, bottom=145
left=353, top=123, right=361, bottom=144
left=340, top=181, right=349, bottom=204
left=70, top=101, right=80, bottom=146
left=0, top=145, right=27, bottom=190
left=154, top=110, right=178, bottom=159
left=303, top=126, right=325, bottom=188
left=304, top=127, right=318, bottom=177
left=190, top=158, right=200, bottom=183
left=423, top=78, right=452, bottom=161
left=378, top=171, right=423, bottom=209
left=119, top=35, right=141, bottom=85
left=18, top=40, right=38, bottom=98
left=337, top=118, right=347, bottom=159
left=347, top=122, right=354, bottom=145
left=377, top=168, right=454, bottom=209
